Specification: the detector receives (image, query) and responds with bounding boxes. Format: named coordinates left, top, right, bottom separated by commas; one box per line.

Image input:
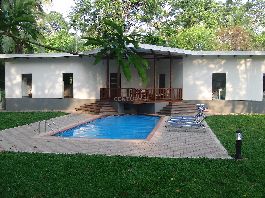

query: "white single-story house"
left=1, top=44, right=265, bottom=113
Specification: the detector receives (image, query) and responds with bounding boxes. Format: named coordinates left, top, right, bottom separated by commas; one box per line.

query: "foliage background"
left=1, top=0, right=265, bottom=54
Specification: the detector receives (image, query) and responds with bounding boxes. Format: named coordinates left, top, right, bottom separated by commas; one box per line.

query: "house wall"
left=5, top=56, right=106, bottom=99
left=183, top=56, right=265, bottom=101
left=109, top=59, right=148, bottom=88
left=5, top=56, right=183, bottom=111
left=155, top=58, right=183, bottom=89
left=109, top=58, right=183, bottom=89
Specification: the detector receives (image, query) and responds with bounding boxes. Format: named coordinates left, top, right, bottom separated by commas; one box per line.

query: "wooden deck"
left=100, top=88, right=182, bottom=103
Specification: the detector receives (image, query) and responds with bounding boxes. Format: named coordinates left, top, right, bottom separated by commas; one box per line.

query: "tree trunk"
left=15, top=42, right=24, bottom=54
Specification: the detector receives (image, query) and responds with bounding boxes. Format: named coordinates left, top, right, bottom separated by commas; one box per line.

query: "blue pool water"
left=54, top=115, right=160, bottom=139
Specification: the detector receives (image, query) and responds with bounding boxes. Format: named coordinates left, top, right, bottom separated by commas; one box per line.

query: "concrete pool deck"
left=0, top=114, right=231, bottom=159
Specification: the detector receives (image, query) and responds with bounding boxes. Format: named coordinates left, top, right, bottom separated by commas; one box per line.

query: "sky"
left=44, top=0, right=76, bottom=17
left=45, top=0, right=239, bottom=18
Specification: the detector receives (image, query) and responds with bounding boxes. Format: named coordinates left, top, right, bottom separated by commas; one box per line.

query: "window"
left=212, top=73, right=226, bottom=100
left=63, top=73, right=73, bottom=98
left=22, top=74, right=32, bottom=98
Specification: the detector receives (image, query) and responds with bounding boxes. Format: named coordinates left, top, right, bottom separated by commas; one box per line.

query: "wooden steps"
left=157, top=102, right=198, bottom=115
left=75, top=101, right=117, bottom=115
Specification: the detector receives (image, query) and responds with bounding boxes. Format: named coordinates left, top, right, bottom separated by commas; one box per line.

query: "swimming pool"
left=54, top=115, right=160, bottom=139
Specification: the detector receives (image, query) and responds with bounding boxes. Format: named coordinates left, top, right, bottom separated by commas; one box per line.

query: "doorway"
left=63, top=73, right=73, bottom=98
left=212, top=73, right=226, bottom=100
left=159, top=74, right=166, bottom=88
left=22, top=74, right=32, bottom=98
left=110, top=73, right=121, bottom=99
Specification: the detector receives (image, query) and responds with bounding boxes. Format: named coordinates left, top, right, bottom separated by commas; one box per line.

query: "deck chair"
left=167, top=116, right=206, bottom=128
left=169, top=104, right=206, bottom=121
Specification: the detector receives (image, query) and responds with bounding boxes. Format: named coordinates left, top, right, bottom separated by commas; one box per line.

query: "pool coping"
left=35, top=114, right=165, bottom=142
left=0, top=113, right=232, bottom=159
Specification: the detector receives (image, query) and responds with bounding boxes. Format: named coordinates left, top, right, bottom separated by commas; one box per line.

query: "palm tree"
left=0, top=0, right=62, bottom=53
left=0, top=0, right=42, bottom=53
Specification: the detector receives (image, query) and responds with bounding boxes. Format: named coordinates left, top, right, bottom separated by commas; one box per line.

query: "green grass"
left=206, top=115, right=265, bottom=159
left=0, top=115, right=265, bottom=197
left=0, top=112, right=67, bottom=130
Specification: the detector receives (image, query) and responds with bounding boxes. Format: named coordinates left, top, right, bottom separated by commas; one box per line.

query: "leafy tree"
left=83, top=20, right=149, bottom=84
left=0, top=0, right=67, bottom=53
left=1, top=0, right=265, bottom=54
left=220, top=0, right=249, bottom=27
left=0, top=0, right=41, bottom=53
left=170, top=25, right=217, bottom=50
left=40, top=11, right=69, bottom=34
left=70, top=0, right=166, bottom=37
left=216, top=26, right=254, bottom=51
left=0, top=0, right=72, bottom=54
left=140, top=33, right=167, bottom=46
left=253, top=31, right=265, bottom=50
left=41, top=31, right=77, bottom=53
left=168, top=0, right=223, bottom=29
left=70, top=0, right=124, bottom=37
left=245, top=0, right=265, bottom=31
left=37, top=11, right=75, bottom=52
left=36, top=11, right=91, bottom=53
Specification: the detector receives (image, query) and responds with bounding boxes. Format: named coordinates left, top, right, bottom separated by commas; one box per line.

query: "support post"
left=153, top=54, right=156, bottom=101
left=169, top=55, right=172, bottom=100
left=106, top=56, right=110, bottom=99
left=106, top=56, right=110, bottom=88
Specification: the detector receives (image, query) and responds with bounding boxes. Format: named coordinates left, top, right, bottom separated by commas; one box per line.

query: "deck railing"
left=100, top=88, right=182, bottom=102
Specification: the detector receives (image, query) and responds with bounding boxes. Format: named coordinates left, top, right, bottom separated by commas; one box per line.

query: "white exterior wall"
left=183, top=56, right=265, bottom=101
left=5, top=57, right=106, bottom=99
left=109, top=59, right=148, bottom=88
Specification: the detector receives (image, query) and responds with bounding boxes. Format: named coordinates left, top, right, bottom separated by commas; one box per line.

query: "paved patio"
left=0, top=114, right=231, bottom=159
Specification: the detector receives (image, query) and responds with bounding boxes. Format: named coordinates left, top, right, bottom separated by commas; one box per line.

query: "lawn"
left=0, top=112, right=67, bottom=131
left=0, top=115, right=265, bottom=197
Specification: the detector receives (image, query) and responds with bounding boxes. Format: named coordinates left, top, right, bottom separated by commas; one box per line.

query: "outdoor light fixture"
left=235, top=129, right=243, bottom=160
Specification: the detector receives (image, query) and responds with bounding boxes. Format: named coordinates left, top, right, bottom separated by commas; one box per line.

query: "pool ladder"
left=33, top=120, right=59, bottom=134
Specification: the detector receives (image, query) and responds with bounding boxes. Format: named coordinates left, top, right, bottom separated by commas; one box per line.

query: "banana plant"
left=83, top=20, right=149, bottom=84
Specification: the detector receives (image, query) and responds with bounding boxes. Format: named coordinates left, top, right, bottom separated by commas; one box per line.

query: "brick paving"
left=0, top=114, right=231, bottom=159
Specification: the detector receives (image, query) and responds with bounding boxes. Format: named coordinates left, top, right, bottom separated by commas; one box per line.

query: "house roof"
left=83, top=44, right=265, bottom=57
left=1, top=44, right=265, bottom=59
left=81, top=44, right=192, bottom=56
left=0, top=53, right=78, bottom=59
left=191, top=50, right=265, bottom=56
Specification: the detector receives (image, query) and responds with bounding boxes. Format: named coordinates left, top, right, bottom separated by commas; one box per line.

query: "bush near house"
left=0, top=115, right=265, bottom=197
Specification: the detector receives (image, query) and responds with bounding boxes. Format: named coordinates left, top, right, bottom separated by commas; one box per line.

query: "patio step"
left=75, top=101, right=117, bottom=115
left=157, top=102, right=198, bottom=115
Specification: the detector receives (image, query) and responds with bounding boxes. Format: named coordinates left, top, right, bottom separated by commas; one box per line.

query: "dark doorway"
left=212, top=73, right=226, bottom=100
left=22, top=74, right=32, bottom=98
left=159, top=74, right=166, bottom=88
left=63, top=73, right=73, bottom=98
left=110, top=73, right=121, bottom=99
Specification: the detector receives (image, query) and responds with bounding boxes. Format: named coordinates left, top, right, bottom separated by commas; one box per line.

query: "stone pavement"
left=0, top=114, right=231, bottom=159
